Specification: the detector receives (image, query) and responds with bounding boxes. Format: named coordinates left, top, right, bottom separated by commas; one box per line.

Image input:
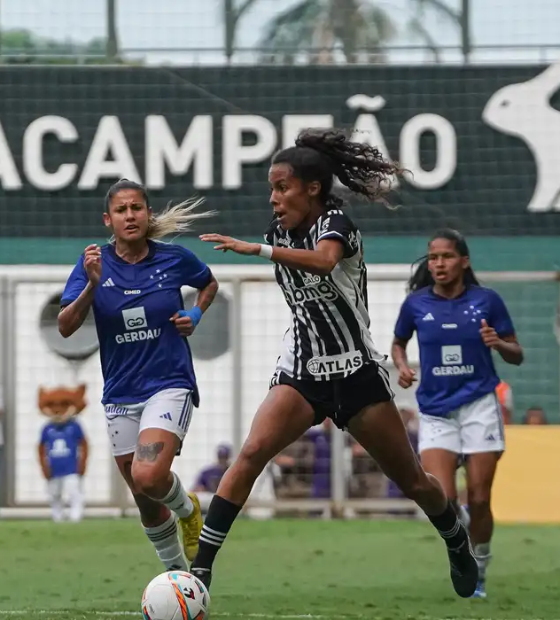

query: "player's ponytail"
left=407, top=228, right=480, bottom=293
left=105, top=179, right=215, bottom=241
left=146, top=197, right=216, bottom=240
left=272, top=128, right=405, bottom=209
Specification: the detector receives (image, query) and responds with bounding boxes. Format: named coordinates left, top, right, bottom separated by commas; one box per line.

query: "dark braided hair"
left=272, top=128, right=404, bottom=209
left=408, top=228, right=480, bottom=293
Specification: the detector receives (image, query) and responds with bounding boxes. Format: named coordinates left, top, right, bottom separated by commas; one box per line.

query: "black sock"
left=427, top=500, right=467, bottom=549
left=192, top=495, right=242, bottom=571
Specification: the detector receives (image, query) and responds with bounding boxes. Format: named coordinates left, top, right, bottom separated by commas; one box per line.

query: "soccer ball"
left=142, top=571, right=210, bottom=620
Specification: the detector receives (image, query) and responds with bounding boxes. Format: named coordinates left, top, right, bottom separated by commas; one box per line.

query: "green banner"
left=0, top=64, right=559, bottom=238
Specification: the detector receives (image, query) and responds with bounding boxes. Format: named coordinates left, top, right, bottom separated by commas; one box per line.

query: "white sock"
left=161, top=472, right=194, bottom=519
left=144, top=513, right=189, bottom=571
left=474, top=542, right=491, bottom=581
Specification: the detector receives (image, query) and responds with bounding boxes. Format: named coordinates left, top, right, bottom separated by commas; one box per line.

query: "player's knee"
left=398, top=468, right=434, bottom=501
left=237, top=438, right=269, bottom=473
left=467, top=489, right=491, bottom=514
left=131, top=462, right=167, bottom=498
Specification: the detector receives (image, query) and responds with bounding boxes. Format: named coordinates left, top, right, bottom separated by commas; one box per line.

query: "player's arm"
left=199, top=234, right=344, bottom=276
left=202, top=212, right=357, bottom=276
left=78, top=437, right=89, bottom=476
left=58, top=282, right=96, bottom=338
left=172, top=249, right=220, bottom=336
left=59, top=245, right=100, bottom=338
left=192, top=273, right=219, bottom=315
left=480, top=291, right=524, bottom=365
left=392, top=297, right=418, bottom=389
left=38, top=442, right=50, bottom=480
left=480, top=324, right=523, bottom=365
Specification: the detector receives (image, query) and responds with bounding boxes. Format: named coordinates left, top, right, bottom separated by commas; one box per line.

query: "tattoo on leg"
left=136, top=442, right=164, bottom=462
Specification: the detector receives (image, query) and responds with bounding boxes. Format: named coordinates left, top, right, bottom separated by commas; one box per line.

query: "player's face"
left=104, top=189, right=151, bottom=242
left=427, top=238, right=470, bottom=286
left=268, top=163, right=320, bottom=231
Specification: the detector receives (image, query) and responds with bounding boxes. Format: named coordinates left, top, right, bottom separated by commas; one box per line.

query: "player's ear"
left=103, top=212, right=112, bottom=229
left=461, top=256, right=470, bottom=270
left=307, top=180, right=321, bottom=198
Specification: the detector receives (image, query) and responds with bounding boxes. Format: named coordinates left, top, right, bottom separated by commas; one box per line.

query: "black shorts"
left=271, top=362, right=394, bottom=430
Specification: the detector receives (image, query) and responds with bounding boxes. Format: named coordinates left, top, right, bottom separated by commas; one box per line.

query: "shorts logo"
left=122, top=307, right=148, bottom=330
left=442, top=345, right=462, bottom=365
left=104, top=404, right=130, bottom=418
left=306, top=351, right=363, bottom=376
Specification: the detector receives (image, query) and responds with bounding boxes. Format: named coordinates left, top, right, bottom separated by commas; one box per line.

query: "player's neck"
left=433, top=281, right=466, bottom=299
left=294, top=203, right=325, bottom=238
left=114, top=239, right=150, bottom=264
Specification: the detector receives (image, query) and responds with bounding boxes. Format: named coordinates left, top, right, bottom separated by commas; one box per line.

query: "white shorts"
left=418, top=392, right=505, bottom=455
left=105, top=388, right=194, bottom=457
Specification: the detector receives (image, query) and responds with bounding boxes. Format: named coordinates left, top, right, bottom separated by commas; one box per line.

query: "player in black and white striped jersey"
left=267, top=206, right=380, bottom=383
left=192, top=128, right=478, bottom=598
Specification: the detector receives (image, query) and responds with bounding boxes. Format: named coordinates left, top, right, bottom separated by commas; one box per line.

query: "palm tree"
left=106, top=0, right=119, bottom=62
left=257, top=0, right=396, bottom=65
left=224, top=0, right=260, bottom=63
left=407, top=0, right=471, bottom=62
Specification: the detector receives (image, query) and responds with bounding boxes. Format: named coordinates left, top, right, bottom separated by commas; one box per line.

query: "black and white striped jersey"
left=264, top=209, right=385, bottom=381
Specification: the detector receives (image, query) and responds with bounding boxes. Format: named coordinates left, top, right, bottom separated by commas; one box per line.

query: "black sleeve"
left=317, top=213, right=360, bottom=258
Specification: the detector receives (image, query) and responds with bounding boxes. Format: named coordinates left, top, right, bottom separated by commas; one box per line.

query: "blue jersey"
left=394, top=285, right=515, bottom=417
left=61, top=240, right=212, bottom=405
left=40, top=420, right=84, bottom=478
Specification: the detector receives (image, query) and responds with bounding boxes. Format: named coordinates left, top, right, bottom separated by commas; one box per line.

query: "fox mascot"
left=37, top=384, right=89, bottom=522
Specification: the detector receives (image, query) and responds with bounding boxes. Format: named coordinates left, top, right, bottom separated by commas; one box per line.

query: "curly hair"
left=408, top=228, right=480, bottom=293
left=272, top=128, right=404, bottom=209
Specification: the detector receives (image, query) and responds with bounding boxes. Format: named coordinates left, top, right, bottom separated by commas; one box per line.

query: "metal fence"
left=0, top=264, right=557, bottom=517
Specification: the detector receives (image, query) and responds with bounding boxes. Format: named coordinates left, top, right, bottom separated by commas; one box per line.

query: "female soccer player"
left=392, top=228, right=524, bottom=598
left=190, top=128, right=478, bottom=597
left=58, top=179, right=218, bottom=572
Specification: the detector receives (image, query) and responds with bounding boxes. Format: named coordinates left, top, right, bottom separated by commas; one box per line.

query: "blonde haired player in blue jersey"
left=59, top=179, right=218, bottom=572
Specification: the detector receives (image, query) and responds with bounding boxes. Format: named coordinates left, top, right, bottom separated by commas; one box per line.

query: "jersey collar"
left=107, top=239, right=157, bottom=265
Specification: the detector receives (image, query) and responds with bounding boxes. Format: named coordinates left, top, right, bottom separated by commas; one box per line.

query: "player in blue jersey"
left=392, top=228, right=524, bottom=599
left=189, top=129, right=478, bottom=598
left=58, top=179, right=219, bottom=572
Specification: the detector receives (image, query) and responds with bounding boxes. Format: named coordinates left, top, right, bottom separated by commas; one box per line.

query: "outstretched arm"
left=199, top=234, right=344, bottom=277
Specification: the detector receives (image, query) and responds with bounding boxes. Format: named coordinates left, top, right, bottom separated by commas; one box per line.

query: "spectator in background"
left=193, top=444, right=232, bottom=494
left=349, top=439, right=385, bottom=501
left=524, top=407, right=548, bottom=425
left=273, top=438, right=314, bottom=499
left=305, top=419, right=332, bottom=500
left=496, top=381, right=513, bottom=424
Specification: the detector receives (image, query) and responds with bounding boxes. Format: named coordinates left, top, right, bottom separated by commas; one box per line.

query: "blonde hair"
left=146, top=197, right=216, bottom=240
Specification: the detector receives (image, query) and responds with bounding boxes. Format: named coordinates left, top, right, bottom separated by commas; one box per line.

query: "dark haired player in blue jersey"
left=392, top=228, right=523, bottom=599
left=189, top=129, right=478, bottom=598
left=58, top=179, right=218, bottom=572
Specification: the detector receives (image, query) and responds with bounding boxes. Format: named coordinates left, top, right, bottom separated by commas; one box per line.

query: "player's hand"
left=200, top=234, right=260, bottom=256
left=398, top=366, right=417, bottom=389
left=83, top=244, right=102, bottom=287
left=170, top=311, right=198, bottom=337
left=480, top=318, right=500, bottom=349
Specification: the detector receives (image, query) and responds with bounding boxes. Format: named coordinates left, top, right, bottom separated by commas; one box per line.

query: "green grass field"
left=0, top=518, right=558, bottom=619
